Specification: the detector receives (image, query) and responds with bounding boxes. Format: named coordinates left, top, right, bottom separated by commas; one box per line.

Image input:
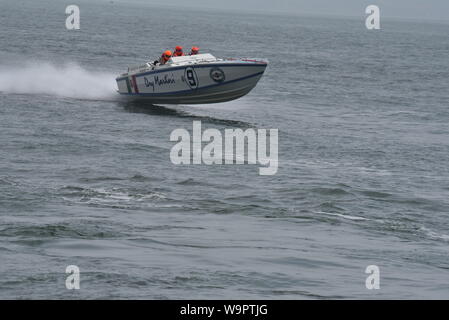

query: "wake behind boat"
left=116, top=53, right=268, bottom=104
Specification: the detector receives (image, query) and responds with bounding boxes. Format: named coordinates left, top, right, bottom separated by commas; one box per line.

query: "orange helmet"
left=162, top=50, right=172, bottom=60
left=191, top=46, right=199, bottom=54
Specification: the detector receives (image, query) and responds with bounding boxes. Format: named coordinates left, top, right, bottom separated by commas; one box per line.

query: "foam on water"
left=320, top=212, right=369, bottom=221
left=0, top=61, right=117, bottom=99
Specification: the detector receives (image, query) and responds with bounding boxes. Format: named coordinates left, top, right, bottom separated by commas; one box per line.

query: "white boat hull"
left=116, top=57, right=267, bottom=104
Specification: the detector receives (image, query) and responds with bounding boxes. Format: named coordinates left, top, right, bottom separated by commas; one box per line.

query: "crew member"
left=190, top=46, right=200, bottom=55
left=173, top=46, right=184, bottom=57
left=159, top=50, right=172, bottom=65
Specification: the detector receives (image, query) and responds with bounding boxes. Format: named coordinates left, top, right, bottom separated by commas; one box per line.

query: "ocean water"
left=1, top=0, right=449, bottom=299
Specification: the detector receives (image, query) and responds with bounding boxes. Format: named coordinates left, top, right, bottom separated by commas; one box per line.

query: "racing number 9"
left=185, top=67, right=198, bottom=89
left=187, top=69, right=196, bottom=86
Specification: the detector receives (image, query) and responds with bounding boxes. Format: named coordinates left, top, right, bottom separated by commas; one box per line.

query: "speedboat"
left=116, top=53, right=267, bottom=104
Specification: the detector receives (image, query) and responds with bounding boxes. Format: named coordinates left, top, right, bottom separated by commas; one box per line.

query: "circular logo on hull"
left=210, top=67, right=226, bottom=83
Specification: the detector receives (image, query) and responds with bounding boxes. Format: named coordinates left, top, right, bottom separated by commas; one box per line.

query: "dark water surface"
left=1, top=0, right=449, bottom=299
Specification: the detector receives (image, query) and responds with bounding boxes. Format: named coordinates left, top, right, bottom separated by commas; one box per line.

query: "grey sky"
left=126, top=0, right=449, bottom=21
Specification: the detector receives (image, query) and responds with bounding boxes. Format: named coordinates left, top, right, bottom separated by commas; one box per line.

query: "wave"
left=59, top=186, right=168, bottom=209
left=0, top=61, right=117, bottom=99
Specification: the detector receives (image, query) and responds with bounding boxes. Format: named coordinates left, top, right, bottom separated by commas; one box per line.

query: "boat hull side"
left=116, top=63, right=267, bottom=104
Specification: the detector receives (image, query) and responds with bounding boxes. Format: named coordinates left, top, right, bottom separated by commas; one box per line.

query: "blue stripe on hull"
left=121, top=81, right=257, bottom=104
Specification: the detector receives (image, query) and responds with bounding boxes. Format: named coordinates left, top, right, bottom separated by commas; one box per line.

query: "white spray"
left=0, top=61, right=117, bottom=99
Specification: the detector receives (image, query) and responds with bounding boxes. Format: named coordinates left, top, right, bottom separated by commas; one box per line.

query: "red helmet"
left=191, top=46, right=199, bottom=54
left=173, top=46, right=184, bottom=57
left=162, top=50, right=172, bottom=60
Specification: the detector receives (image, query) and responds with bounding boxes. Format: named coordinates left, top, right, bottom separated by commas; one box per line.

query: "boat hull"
left=116, top=61, right=267, bottom=104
